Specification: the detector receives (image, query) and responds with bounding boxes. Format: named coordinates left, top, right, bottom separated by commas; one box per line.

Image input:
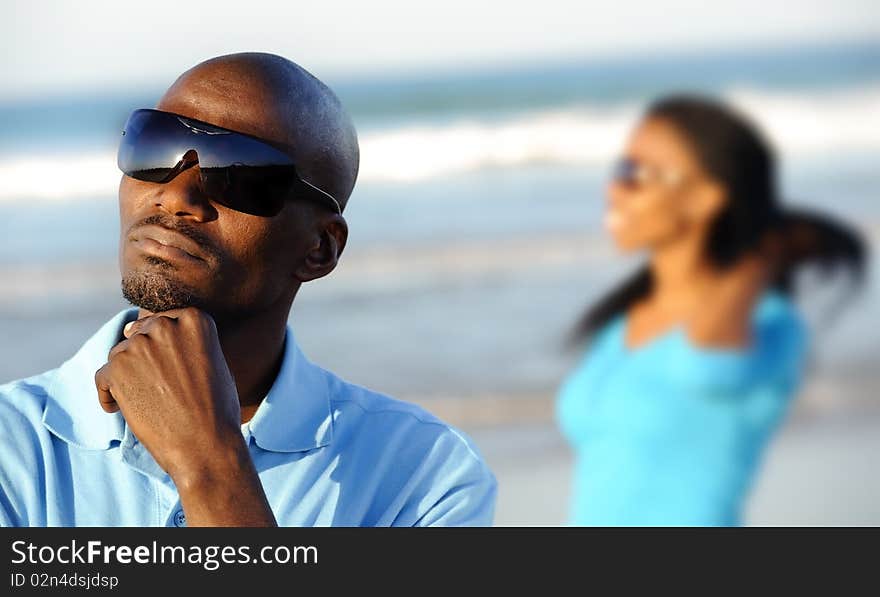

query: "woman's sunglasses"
left=611, top=157, right=685, bottom=190
left=117, top=109, right=342, bottom=216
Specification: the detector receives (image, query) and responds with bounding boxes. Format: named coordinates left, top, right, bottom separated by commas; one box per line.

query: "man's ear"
left=295, top=214, right=348, bottom=283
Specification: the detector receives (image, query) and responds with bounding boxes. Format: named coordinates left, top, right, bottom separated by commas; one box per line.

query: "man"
left=0, top=53, right=496, bottom=526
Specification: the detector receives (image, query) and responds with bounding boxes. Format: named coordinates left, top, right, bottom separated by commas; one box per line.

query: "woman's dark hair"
left=569, top=94, right=867, bottom=346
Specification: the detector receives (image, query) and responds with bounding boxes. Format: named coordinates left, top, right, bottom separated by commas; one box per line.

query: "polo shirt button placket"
left=172, top=509, right=187, bottom=527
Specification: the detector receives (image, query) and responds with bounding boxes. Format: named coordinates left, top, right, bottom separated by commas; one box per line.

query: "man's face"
left=119, top=74, right=322, bottom=318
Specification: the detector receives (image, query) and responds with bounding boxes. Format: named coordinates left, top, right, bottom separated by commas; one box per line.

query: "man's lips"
left=129, top=225, right=208, bottom=263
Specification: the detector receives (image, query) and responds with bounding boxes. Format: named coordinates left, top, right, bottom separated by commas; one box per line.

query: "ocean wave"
left=1, top=85, right=878, bottom=201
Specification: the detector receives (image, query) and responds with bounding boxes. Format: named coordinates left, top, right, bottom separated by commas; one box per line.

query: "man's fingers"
left=123, top=311, right=190, bottom=340
left=151, top=307, right=215, bottom=331
left=108, top=337, right=131, bottom=361
left=123, top=320, right=137, bottom=338
left=123, top=315, right=159, bottom=338
left=151, top=308, right=192, bottom=320
left=94, top=364, right=119, bottom=413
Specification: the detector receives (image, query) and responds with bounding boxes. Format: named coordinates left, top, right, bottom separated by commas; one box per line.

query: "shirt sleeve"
left=670, top=295, right=808, bottom=396
left=393, top=426, right=497, bottom=527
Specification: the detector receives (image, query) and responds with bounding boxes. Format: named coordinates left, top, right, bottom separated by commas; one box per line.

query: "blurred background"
left=1, top=0, right=878, bottom=525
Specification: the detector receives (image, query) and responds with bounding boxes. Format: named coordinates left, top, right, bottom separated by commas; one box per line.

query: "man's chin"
left=121, top=268, right=207, bottom=313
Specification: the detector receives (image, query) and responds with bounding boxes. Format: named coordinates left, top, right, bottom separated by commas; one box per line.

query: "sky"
left=2, top=0, right=879, bottom=101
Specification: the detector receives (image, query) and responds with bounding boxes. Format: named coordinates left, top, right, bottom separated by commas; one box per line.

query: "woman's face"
left=605, top=116, right=722, bottom=252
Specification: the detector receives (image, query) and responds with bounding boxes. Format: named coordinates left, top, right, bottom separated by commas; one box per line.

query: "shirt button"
left=173, top=510, right=186, bottom=527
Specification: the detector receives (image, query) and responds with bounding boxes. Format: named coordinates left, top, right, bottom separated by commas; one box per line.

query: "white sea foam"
left=1, top=85, right=878, bottom=202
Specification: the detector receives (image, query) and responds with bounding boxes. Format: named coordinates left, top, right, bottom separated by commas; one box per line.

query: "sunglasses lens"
left=117, top=109, right=338, bottom=216
left=118, top=110, right=189, bottom=183
left=612, top=158, right=634, bottom=183
left=200, top=165, right=293, bottom=217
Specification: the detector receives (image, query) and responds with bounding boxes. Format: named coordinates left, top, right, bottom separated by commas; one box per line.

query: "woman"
left=556, top=95, right=866, bottom=526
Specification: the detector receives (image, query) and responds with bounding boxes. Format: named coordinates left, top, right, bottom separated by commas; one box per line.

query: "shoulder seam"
left=331, top=395, right=489, bottom=468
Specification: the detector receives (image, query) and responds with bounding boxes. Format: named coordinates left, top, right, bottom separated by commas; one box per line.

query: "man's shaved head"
left=158, top=52, right=359, bottom=209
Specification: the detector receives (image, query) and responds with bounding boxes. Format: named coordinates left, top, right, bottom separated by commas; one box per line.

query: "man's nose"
left=153, top=157, right=215, bottom=221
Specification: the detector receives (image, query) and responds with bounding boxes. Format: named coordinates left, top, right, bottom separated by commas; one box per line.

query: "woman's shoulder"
left=656, top=291, right=808, bottom=394
left=753, top=291, right=808, bottom=347
left=579, top=314, right=627, bottom=359
left=750, top=290, right=809, bottom=373
left=561, top=315, right=626, bottom=387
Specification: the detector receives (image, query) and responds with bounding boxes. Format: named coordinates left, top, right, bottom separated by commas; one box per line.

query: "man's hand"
left=95, top=307, right=239, bottom=476
left=95, top=307, right=276, bottom=526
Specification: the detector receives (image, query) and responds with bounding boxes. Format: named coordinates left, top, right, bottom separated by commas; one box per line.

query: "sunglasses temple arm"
left=299, top=178, right=342, bottom=214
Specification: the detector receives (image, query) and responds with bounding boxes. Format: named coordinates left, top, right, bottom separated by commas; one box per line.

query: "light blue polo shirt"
left=0, top=309, right=496, bottom=527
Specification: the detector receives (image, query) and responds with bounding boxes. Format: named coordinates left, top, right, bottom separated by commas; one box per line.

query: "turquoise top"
left=556, top=292, right=808, bottom=526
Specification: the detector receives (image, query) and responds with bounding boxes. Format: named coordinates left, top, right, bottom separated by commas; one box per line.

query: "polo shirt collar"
left=244, top=325, right=334, bottom=453
left=43, top=308, right=135, bottom=450
left=42, top=308, right=334, bottom=454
